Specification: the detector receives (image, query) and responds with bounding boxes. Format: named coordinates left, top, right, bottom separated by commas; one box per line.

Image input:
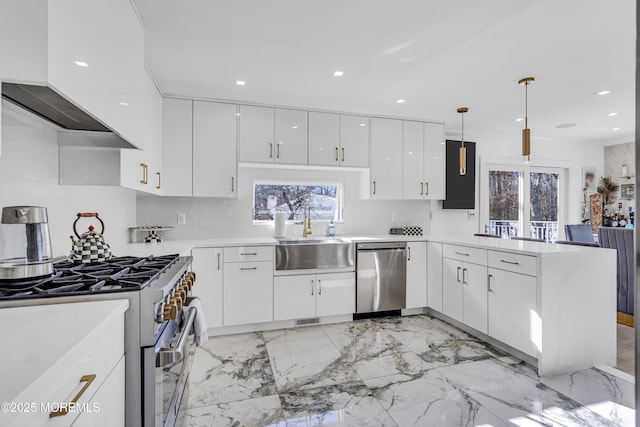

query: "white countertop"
left=110, top=233, right=605, bottom=259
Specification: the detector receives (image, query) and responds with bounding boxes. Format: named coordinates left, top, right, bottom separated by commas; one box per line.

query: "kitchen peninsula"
left=113, top=234, right=617, bottom=377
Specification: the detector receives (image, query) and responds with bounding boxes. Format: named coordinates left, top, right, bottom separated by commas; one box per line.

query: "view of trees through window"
left=489, top=171, right=520, bottom=222
left=253, top=182, right=342, bottom=221
left=529, top=172, right=558, bottom=222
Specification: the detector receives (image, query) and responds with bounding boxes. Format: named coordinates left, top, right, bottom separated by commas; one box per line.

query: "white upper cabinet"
left=238, top=105, right=275, bottom=163
left=274, top=109, right=308, bottom=164
left=339, top=115, right=369, bottom=167
left=370, top=118, right=403, bottom=199
left=402, top=120, right=425, bottom=200
left=309, top=112, right=340, bottom=166
left=402, top=121, right=445, bottom=200
left=162, top=98, right=193, bottom=197
left=423, top=122, right=445, bottom=199
left=193, top=101, right=238, bottom=197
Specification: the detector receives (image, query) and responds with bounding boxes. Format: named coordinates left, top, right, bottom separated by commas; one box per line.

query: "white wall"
left=0, top=101, right=137, bottom=257
left=430, top=131, right=606, bottom=238
left=137, top=166, right=432, bottom=240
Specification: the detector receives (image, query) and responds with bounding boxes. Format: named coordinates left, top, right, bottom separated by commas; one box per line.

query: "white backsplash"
left=0, top=102, right=137, bottom=257
left=137, top=167, right=431, bottom=241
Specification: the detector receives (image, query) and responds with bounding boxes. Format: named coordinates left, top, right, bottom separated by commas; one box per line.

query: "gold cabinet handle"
left=311, top=279, right=314, bottom=295
left=373, top=181, right=376, bottom=195
left=318, top=279, right=322, bottom=295
left=240, top=252, right=257, bottom=256
left=500, top=259, right=520, bottom=265
left=49, top=374, right=96, bottom=417
left=139, top=163, right=148, bottom=184
left=408, top=246, right=411, bottom=261
left=276, top=143, right=280, bottom=159
left=456, top=266, right=461, bottom=283
left=217, top=253, right=221, bottom=270
left=488, top=274, right=494, bottom=292
left=463, top=268, right=468, bottom=285
left=335, top=147, right=339, bottom=162
left=420, top=182, right=424, bottom=196
left=425, top=182, right=429, bottom=195
left=231, top=176, right=235, bottom=192
left=455, top=251, right=470, bottom=256
left=269, top=143, right=273, bottom=158
left=156, top=172, right=161, bottom=189
left=341, top=147, right=345, bottom=162
left=240, top=267, right=257, bottom=271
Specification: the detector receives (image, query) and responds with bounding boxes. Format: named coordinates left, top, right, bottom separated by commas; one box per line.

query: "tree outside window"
left=253, top=182, right=342, bottom=221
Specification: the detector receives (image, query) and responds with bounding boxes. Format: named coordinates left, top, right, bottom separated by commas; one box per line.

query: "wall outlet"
left=391, top=212, right=398, bottom=222
left=177, top=213, right=186, bottom=224
left=467, top=211, right=476, bottom=220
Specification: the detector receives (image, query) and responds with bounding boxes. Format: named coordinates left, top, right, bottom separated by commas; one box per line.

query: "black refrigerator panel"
left=443, top=140, right=476, bottom=209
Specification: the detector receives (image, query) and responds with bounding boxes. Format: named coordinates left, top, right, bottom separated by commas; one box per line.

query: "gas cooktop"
left=0, top=254, right=179, bottom=300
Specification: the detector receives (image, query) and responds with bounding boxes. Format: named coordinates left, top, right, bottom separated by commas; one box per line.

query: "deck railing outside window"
left=489, top=220, right=558, bottom=242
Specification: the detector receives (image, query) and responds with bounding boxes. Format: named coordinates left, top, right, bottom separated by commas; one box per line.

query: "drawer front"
left=224, top=246, right=273, bottom=263
left=443, top=244, right=487, bottom=265
left=488, top=250, right=537, bottom=276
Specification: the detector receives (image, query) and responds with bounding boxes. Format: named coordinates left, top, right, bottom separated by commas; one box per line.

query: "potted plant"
left=597, top=175, right=620, bottom=205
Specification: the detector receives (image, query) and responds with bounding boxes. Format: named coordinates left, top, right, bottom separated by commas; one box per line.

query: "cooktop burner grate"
left=0, top=254, right=179, bottom=299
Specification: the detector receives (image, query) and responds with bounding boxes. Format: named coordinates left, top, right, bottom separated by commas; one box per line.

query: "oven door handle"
left=156, top=307, right=197, bottom=368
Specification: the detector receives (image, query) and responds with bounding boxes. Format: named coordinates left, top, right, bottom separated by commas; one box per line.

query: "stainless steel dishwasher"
left=356, top=242, right=407, bottom=313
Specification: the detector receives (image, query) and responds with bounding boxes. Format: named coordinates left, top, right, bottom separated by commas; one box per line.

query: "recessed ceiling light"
left=555, top=123, right=577, bottom=129
left=333, top=71, right=344, bottom=77
left=607, top=112, right=618, bottom=116
left=396, top=99, right=406, bottom=104
left=74, top=61, right=89, bottom=67
left=236, top=80, right=246, bottom=86
left=359, top=123, right=366, bottom=127
left=291, top=126, right=298, bottom=129
left=596, top=90, right=611, bottom=96
left=612, top=127, right=620, bottom=131
left=119, top=102, right=129, bottom=106
left=514, top=118, right=524, bottom=122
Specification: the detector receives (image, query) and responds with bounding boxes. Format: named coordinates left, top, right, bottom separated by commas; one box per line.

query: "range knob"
left=163, top=303, right=177, bottom=321
left=181, top=277, right=192, bottom=291
left=170, top=296, right=183, bottom=311
left=179, top=283, right=190, bottom=297
left=187, top=271, right=196, bottom=283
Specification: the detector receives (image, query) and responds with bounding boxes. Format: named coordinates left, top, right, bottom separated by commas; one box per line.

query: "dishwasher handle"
left=357, top=242, right=407, bottom=250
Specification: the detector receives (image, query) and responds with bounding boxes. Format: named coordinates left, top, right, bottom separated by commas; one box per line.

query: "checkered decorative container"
left=403, top=226, right=423, bottom=236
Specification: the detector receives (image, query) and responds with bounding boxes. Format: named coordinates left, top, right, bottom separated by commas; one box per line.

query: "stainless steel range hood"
left=2, top=82, right=138, bottom=149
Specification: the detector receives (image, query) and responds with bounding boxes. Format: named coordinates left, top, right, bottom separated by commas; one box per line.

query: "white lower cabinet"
left=442, top=254, right=488, bottom=334
left=274, top=272, right=355, bottom=321
left=223, top=260, right=273, bottom=326
left=487, top=267, right=537, bottom=357
left=191, top=247, right=223, bottom=328
left=406, top=242, right=427, bottom=309
left=426, top=242, right=443, bottom=312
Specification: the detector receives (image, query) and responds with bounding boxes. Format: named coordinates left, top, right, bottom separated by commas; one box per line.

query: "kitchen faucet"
left=302, top=203, right=312, bottom=237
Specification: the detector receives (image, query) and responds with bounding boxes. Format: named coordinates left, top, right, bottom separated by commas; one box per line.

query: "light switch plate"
left=177, top=213, right=186, bottom=224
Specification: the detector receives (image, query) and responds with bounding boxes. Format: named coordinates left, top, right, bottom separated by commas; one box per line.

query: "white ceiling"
left=133, top=0, right=635, bottom=145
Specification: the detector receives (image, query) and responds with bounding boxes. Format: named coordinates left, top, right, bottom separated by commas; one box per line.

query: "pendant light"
left=457, top=107, right=468, bottom=175
left=519, top=77, right=535, bottom=163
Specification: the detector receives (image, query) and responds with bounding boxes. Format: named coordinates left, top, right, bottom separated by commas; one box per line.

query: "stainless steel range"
left=0, top=254, right=198, bottom=427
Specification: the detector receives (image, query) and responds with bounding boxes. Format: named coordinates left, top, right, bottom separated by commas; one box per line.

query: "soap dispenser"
left=327, top=220, right=336, bottom=237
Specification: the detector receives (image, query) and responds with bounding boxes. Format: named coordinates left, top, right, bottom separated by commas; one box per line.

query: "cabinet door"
left=488, top=268, right=537, bottom=357
left=402, top=120, right=425, bottom=200
left=273, top=275, right=316, bottom=321
left=71, top=356, right=125, bottom=427
left=339, top=115, right=369, bottom=167
left=442, top=258, right=463, bottom=322
left=192, top=248, right=223, bottom=328
left=238, top=105, right=274, bottom=163
left=275, top=109, right=307, bottom=164
left=162, top=98, right=193, bottom=196
left=423, top=122, right=445, bottom=199
left=316, top=272, right=356, bottom=317
left=308, top=112, right=340, bottom=166
left=462, top=262, right=488, bottom=334
left=223, top=261, right=273, bottom=326
left=427, top=242, right=443, bottom=312
left=370, top=118, right=403, bottom=199
left=193, top=101, right=237, bottom=197
left=406, top=242, right=427, bottom=308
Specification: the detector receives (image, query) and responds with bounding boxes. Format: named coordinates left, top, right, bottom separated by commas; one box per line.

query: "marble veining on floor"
left=184, top=314, right=635, bottom=426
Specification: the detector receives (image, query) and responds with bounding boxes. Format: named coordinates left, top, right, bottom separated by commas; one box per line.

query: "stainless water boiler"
left=0, top=206, right=53, bottom=280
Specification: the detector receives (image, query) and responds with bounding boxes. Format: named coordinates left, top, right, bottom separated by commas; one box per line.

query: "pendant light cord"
left=461, top=112, right=465, bottom=147
left=525, top=81, right=528, bottom=129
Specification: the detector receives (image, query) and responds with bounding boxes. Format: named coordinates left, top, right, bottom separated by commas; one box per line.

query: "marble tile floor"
left=183, top=314, right=635, bottom=426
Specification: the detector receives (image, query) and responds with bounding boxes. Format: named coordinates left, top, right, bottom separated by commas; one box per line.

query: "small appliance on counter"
left=129, top=225, right=174, bottom=243
left=0, top=206, right=53, bottom=280
left=69, top=212, right=112, bottom=263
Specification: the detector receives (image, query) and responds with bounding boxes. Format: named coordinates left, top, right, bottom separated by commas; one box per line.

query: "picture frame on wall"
left=621, top=184, right=634, bottom=200
left=582, top=166, right=596, bottom=193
